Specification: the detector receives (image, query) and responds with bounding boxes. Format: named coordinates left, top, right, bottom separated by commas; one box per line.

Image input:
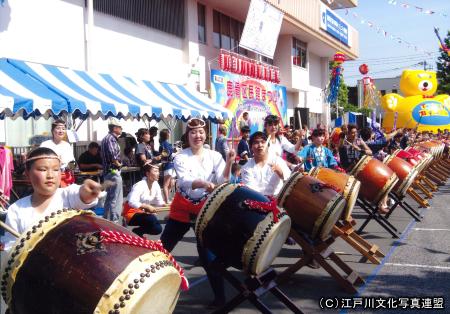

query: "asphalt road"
left=169, top=179, right=449, bottom=314
left=0, top=179, right=448, bottom=314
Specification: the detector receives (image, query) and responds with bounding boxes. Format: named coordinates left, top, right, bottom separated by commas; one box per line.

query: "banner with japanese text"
left=210, top=69, right=287, bottom=137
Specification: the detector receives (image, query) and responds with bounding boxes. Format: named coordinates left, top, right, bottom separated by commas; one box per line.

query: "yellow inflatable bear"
left=381, top=70, right=450, bottom=133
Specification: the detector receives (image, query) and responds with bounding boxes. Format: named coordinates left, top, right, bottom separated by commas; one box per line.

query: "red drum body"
left=1, top=210, right=183, bottom=314
left=278, top=173, right=345, bottom=241
left=350, top=156, right=399, bottom=205
left=383, top=155, right=419, bottom=197
left=309, top=167, right=360, bottom=221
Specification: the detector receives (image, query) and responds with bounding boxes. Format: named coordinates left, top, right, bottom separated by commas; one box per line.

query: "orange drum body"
left=309, top=167, right=360, bottom=221
left=350, top=156, right=399, bottom=205
left=383, top=155, right=418, bottom=197
left=278, top=173, right=345, bottom=241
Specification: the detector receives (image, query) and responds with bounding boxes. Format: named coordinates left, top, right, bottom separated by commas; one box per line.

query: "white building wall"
left=0, top=0, right=85, bottom=69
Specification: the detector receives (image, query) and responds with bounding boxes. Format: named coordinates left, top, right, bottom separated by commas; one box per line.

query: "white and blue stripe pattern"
left=0, top=58, right=229, bottom=121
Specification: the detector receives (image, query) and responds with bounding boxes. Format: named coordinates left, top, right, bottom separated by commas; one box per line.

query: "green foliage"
left=436, top=30, right=450, bottom=95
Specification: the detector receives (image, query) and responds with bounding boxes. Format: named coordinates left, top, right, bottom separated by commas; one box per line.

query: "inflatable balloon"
left=381, top=69, right=450, bottom=133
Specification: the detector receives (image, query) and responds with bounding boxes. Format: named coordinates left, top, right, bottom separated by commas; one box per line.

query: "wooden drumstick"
left=0, top=220, right=20, bottom=238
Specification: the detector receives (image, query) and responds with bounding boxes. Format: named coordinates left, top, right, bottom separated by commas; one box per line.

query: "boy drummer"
left=1, top=147, right=102, bottom=251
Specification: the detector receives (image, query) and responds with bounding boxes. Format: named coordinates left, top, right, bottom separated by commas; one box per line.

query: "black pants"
left=160, top=218, right=225, bottom=302
left=128, top=213, right=162, bottom=236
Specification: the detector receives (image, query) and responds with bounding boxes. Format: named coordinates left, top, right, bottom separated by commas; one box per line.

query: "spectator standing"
left=159, top=128, right=175, bottom=203
left=215, top=124, right=230, bottom=161
left=237, top=126, right=252, bottom=165
left=101, top=118, right=123, bottom=223
left=239, top=111, right=250, bottom=131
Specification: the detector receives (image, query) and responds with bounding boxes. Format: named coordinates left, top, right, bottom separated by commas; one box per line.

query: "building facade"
left=0, top=0, right=359, bottom=146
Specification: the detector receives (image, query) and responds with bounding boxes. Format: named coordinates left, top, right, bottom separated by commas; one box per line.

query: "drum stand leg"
left=407, top=187, right=430, bottom=208
left=278, top=231, right=364, bottom=294
left=332, top=220, right=385, bottom=265
left=419, top=175, right=438, bottom=192
left=211, top=262, right=304, bottom=314
left=356, top=198, right=400, bottom=238
left=385, top=192, right=422, bottom=222
left=412, top=181, right=434, bottom=199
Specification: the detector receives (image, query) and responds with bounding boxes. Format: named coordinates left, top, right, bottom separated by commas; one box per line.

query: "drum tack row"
left=1, top=140, right=448, bottom=314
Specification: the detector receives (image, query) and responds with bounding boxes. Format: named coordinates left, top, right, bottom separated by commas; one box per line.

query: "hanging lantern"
left=359, top=64, right=369, bottom=75
left=333, top=51, right=346, bottom=64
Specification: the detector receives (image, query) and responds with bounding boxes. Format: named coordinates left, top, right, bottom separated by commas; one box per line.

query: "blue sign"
left=321, top=6, right=349, bottom=46
left=411, top=101, right=450, bottom=126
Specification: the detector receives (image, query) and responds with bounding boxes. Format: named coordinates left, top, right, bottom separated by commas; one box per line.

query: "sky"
left=336, top=0, right=450, bottom=86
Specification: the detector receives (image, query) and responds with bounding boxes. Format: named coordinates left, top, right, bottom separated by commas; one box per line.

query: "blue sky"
left=338, top=0, right=450, bottom=86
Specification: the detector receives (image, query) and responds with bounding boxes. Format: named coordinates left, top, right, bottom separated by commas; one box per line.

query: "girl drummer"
left=122, top=161, right=165, bottom=237
left=1, top=147, right=101, bottom=251
left=160, top=117, right=235, bottom=307
left=264, top=114, right=302, bottom=166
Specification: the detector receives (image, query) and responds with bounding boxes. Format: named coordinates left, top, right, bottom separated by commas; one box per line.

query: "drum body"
left=196, top=184, right=291, bottom=275
left=278, top=173, right=345, bottom=241
left=350, top=155, right=399, bottom=205
left=383, top=155, right=419, bottom=197
left=309, top=167, right=360, bottom=221
left=1, top=210, right=182, bottom=314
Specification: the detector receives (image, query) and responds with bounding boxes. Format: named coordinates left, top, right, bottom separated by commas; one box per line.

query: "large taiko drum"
left=405, top=147, right=433, bottom=172
left=277, top=172, right=345, bottom=241
left=195, top=184, right=291, bottom=275
left=418, top=141, right=444, bottom=158
left=1, top=210, right=184, bottom=314
left=350, top=155, right=399, bottom=205
left=383, top=154, right=419, bottom=197
left=309, top=167, right=360, bottom=221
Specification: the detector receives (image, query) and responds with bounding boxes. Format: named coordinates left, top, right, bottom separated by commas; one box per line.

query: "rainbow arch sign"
left=210, top=69, right=288, bottom=136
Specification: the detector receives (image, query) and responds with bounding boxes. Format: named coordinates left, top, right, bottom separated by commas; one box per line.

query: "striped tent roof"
left=0, top=58, right=229, bottom=121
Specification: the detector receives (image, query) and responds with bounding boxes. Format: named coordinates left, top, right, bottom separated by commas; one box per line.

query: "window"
left=261, top=55, right=273, bottom=65
left=380, top=90, right=386, bottom=96
left=392, top=89, right=398, bottom=94
left=93, top=0, right=185, bottom=38
left=213, top=10, right=247, bottom=55
left=292, top=38, right=307, bottom=68
left=198, top=3, right=206, bottom=44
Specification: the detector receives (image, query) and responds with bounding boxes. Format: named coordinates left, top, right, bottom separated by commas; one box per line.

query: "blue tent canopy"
left=0, top=58, right=230, bottom=121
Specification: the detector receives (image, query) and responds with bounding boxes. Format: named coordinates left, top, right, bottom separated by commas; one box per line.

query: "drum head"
left=127, top=270, right=181, bottom=314
left=343, top=179, right=360, bottom=221
left=95, top=251, right=182, bottom=314
left=248, top=214, right=291, bottom=275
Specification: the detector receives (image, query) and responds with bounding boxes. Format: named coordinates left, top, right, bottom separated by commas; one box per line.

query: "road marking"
left=385, top=263, right=450, bottom=271
left=413, top=228, right=450, bottom=231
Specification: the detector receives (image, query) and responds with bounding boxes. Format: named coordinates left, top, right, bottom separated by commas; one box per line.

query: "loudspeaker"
left=355, top=114, right=366, bottom=129
left=294, top=108, right=309, bottom=130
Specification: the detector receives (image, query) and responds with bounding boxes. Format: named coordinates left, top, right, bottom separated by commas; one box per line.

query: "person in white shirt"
left=1, top=147, right=101, bottom=251
left=241, top=131, right=291, bottom=196
left=264, top=115, right=302, bottom=164
left=122, top=161, right=165, bottom=237
left=160, top=117, right=235, bottom=308
left=40, top=119, right=75, bottom=169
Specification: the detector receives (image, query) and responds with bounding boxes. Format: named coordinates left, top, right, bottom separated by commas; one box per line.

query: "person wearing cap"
left=160, top=117, right=235, bottom=308
left=237, top=125, right=252, bottom=165
left=264, top=114, right=302, bottom=166
left=297, top=128, right=338, bottom=172
left=121, top=161, right=165, bottom=237
left=101, top=118, right=124, bottom=223
left=241, top=131, right=291, bottom=196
